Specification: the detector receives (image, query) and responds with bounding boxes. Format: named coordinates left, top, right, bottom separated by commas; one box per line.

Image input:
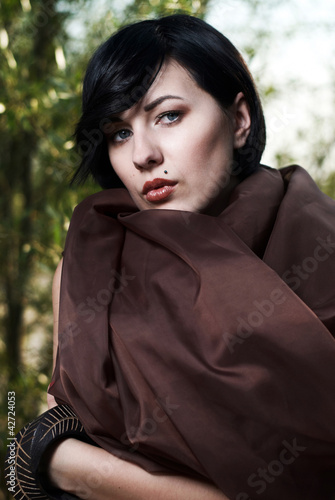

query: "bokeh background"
left=1, top=0, right=334, bottom=497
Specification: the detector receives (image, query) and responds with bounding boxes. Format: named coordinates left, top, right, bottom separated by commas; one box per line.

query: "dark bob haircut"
left=73, top=14, right=266, bottom=189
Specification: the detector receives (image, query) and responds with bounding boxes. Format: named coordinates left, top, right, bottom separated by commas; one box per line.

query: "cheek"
left=108, top=149, right=133, bottom=185
left=188, top=128, right=234, bottom=181
left=119, top=173, right=138, bottom=197
left=183, top=117, right=233, bottom=162
left=184, top=127, right=235, bottom=200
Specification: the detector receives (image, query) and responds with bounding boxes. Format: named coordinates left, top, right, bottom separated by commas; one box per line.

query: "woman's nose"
left=132, top=133, right=163, bottom=170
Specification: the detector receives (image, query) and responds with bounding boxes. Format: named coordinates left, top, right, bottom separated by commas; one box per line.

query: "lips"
left=142, top=178, right=177, bottom=203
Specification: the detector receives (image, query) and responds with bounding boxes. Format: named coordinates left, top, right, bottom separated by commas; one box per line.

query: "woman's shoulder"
left=278, top=164, right=335, bottom=212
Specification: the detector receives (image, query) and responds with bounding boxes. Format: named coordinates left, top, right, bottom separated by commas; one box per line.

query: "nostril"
left=132, top=150, right=163, bottom=170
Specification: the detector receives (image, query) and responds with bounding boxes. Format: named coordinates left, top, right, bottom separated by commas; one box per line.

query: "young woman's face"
left=106, top=60, right=250, bottom=214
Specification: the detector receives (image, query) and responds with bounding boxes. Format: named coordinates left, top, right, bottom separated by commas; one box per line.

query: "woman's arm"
left=48, top=438, right=230, bottom=500
left=47, top=258, right=63, bottom=410
left=46, top=259, right=230, bottom=499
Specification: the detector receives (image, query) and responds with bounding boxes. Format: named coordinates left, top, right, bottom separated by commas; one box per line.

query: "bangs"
left=81, top=24, right=167, bottom=128
left=73, top=20, right=168, bottom=188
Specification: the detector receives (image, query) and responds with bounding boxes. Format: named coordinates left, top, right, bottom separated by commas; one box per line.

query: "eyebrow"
left=143, top=95, right=184, bottom=112
left=108, top=95, right=184, bottom=123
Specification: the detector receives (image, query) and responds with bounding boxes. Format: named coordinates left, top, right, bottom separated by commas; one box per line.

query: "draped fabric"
left=49, top=165, right=335, bottom=500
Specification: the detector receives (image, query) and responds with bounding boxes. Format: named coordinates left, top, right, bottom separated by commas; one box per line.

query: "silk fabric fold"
left=49, top=165, right=335, bottom=499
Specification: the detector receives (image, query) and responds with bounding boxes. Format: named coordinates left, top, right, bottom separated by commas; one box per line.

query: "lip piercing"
left=164, top=170, right=168, bottom=174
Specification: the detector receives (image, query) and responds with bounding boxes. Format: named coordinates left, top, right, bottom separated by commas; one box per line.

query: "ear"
left=231, top=92, right=251, bottom=149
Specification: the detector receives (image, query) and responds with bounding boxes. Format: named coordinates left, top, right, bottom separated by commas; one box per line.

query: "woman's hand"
left=47, top=438, right=230, bottom=500
left=47, top=392, right=57, bottom=409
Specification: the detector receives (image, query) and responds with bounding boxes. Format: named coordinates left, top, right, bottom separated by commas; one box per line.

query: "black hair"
left=73, top=14, right=266, bottom=188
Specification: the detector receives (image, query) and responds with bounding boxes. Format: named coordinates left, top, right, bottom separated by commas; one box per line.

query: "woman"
left=6, top=14, right=335, bottom=500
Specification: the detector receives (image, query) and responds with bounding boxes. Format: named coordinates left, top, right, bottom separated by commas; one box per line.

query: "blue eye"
left=113, top=129, right=132, bottom=143
left=166, top=112, right=179, bottom=121
left=159, top=111, right=181, bottom=124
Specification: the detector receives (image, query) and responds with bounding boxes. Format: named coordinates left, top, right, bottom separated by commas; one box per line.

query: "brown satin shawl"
left=49, top=165, right=335, bottom=500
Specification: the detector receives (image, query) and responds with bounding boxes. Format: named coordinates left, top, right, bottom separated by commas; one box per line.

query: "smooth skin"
left=106, top=60, right=251, bottom=215
left=47, top=59, right=251, bottom=499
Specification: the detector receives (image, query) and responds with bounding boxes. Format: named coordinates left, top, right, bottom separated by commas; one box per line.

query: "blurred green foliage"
left=0, top=1, right=334, bottom=498
left=0, top=0, right=210, bottom=497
